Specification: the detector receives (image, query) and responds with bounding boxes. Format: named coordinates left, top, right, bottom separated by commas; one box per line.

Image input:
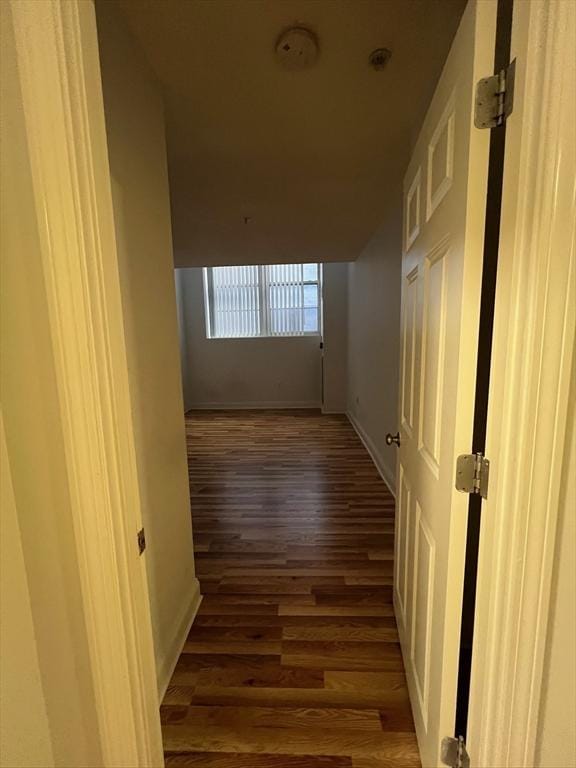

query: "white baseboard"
left=188, top=401, right=322, bottom=410
left=346, top=411, right=396, bottom=497
left=156, top=577, right=202, bottom=703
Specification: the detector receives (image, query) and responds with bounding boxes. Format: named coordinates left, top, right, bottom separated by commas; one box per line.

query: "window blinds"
left=203, top=264, right=320, bottom=339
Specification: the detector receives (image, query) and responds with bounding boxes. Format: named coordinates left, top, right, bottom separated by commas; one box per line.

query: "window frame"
left=203, top=263, right=322, bottom=340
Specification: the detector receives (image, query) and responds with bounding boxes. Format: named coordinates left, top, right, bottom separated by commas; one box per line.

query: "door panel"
left=418, top=238, right=449, bottom=473
left=406, top=168, right=422, bottom=250
left=394, top=2, right=496, bottom=765
left=412, top=501, right=435, bottom=728
left=426, top=97, right=456, bottom=220
left=395, top=466, right=411, bottom=628
left=401, top=266, right=419, bottom=437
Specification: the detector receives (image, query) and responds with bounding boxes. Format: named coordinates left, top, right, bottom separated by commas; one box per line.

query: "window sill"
left=205, top=334, right=321, bottom=342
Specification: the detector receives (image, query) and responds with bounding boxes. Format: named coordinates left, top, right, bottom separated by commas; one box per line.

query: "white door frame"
left=467, top=1, right=575, bottom=766
left=9, top=0, right=164, bottom=765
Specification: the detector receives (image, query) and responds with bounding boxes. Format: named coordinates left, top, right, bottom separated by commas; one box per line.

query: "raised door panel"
left=410, top=502, right=436, bottom=733
left=401, top=267, right=419, bottom=438
left=418, top=238, right=449, bottom=476
left=394, top=465, right=411, bottom=630
left=406, top=167, right=422, bottom=250
left=426, top=95, right=456, bottom=221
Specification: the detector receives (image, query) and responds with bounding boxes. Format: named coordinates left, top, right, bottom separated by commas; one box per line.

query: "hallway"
left=161, top=410, right=420, bottom=767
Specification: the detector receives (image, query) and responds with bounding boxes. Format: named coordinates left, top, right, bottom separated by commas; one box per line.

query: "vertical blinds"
left=203, top=264, right=320, bottom=339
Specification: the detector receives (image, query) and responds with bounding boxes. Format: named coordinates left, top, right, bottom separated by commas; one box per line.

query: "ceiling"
left=113, top=0, right=466, bottom=266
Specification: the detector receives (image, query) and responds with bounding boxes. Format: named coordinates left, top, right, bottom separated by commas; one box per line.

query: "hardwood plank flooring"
left=161, top=410, right=420, bottom=767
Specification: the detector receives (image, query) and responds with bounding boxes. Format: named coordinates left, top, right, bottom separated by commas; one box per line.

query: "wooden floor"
left=161, top=410, right=420, bottom=768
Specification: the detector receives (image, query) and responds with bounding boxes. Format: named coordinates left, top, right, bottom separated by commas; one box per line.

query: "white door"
left=394, top=2, right=497, bottom=765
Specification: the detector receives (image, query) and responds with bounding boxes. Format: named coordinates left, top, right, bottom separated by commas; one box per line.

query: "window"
left=203, top=263, right=321, bottom=339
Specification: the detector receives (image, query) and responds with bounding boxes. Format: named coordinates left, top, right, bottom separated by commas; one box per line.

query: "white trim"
left=9, top=1, right=163, bottom=765
left=188, top=401, right=322, bottom=411
left=467, top=2, right=576, bottom=765
left=156, top=580, right=202, bottom=703
left=347, top=411, right=396, bottom=496
left=204, top=334, right=322, bottom=342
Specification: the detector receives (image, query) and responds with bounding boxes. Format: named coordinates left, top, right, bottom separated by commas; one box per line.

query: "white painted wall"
left=177, top=267, right=323, bottom=409
left=346, top=195, right=402, bottom=493
left=174, top=269, right=193, bottom=410
left=1, top=6, right=103, bottom=761
left=1, top=413, right=54, bottom=768
left=535, top=379, right=576, bottom=768
left=322, top=262, right=349, bottom=413
left=96, top=3, right=199, bottom=698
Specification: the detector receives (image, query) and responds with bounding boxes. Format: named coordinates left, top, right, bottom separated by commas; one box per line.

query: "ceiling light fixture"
left=275, top=27, right=319, bottom=70
left=369, top=47, right=392, bottom=71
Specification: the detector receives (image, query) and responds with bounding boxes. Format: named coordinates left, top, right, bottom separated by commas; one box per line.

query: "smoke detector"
left=275, top=27, right=319, bottom=70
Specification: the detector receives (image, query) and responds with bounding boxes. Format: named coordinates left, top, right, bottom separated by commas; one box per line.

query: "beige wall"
left=322, top=262, right=349, bottom=413
left=1, top=414, right=54, bottom=768
left=1, top=5, right=102, bottom=763
left=176, top=267, right=323, bottom=409
left=174, top=269, right=192, bottom=409
left=535, top=375, right=576, bottom=768
left=346, top=195, right=402, bottom=493
left=96, top=3, right=198, bottom=697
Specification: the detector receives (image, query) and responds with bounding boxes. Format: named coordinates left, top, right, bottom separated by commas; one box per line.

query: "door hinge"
left=455, top=452, right=490, bottom=499
left=137, top=527, right=146, bottom=555
left=474, top=58, right=516, bottom=129
left=441, top=736, right=470, bottom=768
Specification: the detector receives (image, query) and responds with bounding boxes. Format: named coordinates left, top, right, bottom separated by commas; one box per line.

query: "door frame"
left=8, top=0, right=164, bottom=765
left=466, top=1, right=575, bottom=765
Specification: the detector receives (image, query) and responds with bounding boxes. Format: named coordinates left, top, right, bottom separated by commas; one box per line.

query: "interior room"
left=91, top=0, right=575, bottom=764
left=91, top=2, right=460, bottom=762
left=1, top=0, right=574, bottom=767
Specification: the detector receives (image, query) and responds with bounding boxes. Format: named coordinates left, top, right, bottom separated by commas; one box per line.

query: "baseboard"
left=346, top=411, right=396, bottom=497
left=156, top=577, right=202, bottom=703
left=188, top=401, right=322, bottom=411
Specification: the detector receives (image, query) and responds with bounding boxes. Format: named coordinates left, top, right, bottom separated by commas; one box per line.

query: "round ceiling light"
left=369, top=48, right=392, bottom=71
left=275, top=27, right=319, bottom=70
